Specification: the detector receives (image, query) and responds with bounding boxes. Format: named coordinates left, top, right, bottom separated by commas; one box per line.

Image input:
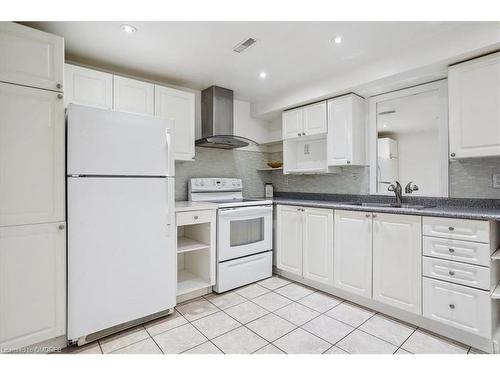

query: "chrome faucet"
left=405, top=181, right=419, bottom=194
left=387, top=181, right=403, bottom=207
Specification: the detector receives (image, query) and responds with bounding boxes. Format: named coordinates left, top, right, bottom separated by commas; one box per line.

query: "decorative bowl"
left=267, top=161, right=283, bottom=168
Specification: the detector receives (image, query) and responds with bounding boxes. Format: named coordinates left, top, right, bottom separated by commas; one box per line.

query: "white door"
left=217, top=205, right=273, bottom=261
left=113, top=75, right=154, bottom=116
left=276, top=205, right=303, bottom=276
left=155, top=85, right=195, bottom=161
left=449, top=52, right=500, bottom=158
left=373, top=213, right=422, bottom=314
left=303, top=101, right=327, bottom=136
left=67, top=177, right=175, bottom=340
left=282, top=108, right=303, bottom=139
left=0, top=22, right=63, bottom=92
left=327, top=96, right=352, bottom=165
left=0, top=82, right=65, bottom=226
left=64, top=64, right=113, bottom=109
left=0, top=222, right=66, bottom=351
left=67, top=104, right=174, bottom=177
left=303, top=207, right=334, bottom=285
left=333, top=210, right=372, bottom=298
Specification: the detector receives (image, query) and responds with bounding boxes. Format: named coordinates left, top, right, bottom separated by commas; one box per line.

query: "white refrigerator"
left=66, top=104, right=176, bottom=343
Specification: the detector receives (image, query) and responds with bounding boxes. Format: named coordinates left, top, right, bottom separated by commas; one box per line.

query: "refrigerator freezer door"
left=67, top=176, right=176, bottom=341
left=67, top=104, right=174, bottom=177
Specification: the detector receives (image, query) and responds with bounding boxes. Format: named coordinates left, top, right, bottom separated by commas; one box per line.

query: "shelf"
left=177, top=236, right=210, bottom=254
left=257, top=167, right=283, bottom=171
left=177, top=269, right=211, bottom=296
left=491, top=248, right=500, bottom=260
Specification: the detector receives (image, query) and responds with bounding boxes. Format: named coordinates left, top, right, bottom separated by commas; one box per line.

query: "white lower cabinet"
left=0, top=222, right=66, bottom=351
left=276, top=205, right=303, bottom=276
left=372, top=213, right=422, bottom=314
left=303, top=207, right=334, bottom=285
left=276, top=205, right=333, bottom=283
left=423, top=278, right=491, bottom=338
left=333, top=210, right=372, bottom=298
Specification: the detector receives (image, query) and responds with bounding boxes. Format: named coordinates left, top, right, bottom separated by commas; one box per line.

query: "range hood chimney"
left=196, top=86, right=258, bottom=149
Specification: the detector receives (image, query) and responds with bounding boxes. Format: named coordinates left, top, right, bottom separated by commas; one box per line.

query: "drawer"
left=214, top=251, right=272, bottom=293
left=423, top=257, right=490, bottom=290
left=176, top=210, right=213, bottom=226
left=423, top=236, right=491, bottom=266
left=423, top=217, right=489, bottom=243
left=423, top=277, right=491, bottom=339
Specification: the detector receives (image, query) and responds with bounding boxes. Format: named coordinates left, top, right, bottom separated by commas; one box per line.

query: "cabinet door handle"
left=56, top=83, right=62, bottom=89
left=448, top=226, right=455, bottom=231
left=365, top=214, right=371, bottom=218
left=194, top=215, right=198, bottom=219
left=449, top=248, right=455, bottom=253
left=449, top=304, right=455, bottom=309
left=297, top=133, right=301, bottom=136
left=448, top=270, right=455, bottom=276
left=57, top=93, right=63, bottom=99
left=450, top=153, right=456, bottom=157
left=372, top=214, right=377, bottom=218
left=58, top=224, right=65, bottom=230
left=302, top=132, right=306, bottom=136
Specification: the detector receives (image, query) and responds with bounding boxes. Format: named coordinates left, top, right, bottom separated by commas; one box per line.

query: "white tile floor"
left=63, top=275, right=485, bottom=354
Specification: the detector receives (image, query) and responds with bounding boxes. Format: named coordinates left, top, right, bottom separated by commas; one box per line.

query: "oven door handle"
left=218, top=205, right=273, bottom=216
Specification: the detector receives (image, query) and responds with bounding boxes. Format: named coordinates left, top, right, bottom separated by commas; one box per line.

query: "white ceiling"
left=24, top=21, right=500, bottom=116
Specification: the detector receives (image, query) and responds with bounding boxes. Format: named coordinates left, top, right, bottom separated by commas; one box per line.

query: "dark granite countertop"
left=269, top=193, right=500, bottom=221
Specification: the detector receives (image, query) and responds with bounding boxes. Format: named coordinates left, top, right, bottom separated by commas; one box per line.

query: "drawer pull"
left=448, top=226, right=455, bottom=231
left=194, top=216, right=198, bottom=219
left=449, top=270, right=455, bottom=276
left=365, top=214, right=371, bottom=218
left=448, top=248, right=455, bottom=253
left=449, top=303, right=455, bottom=309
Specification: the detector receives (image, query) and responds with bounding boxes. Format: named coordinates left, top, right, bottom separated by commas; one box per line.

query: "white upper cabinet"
left=276, top=205, right=303, bottom=276
left=372, top=213, right=422, bottom=314
left=0, top=82, right=65, bottom=227
left=282, top=102, right=327, bottom=140
left=333, top=210, right=372, bottom=298
left=282, top=107, right=304, bottom=139
left=155, top=85, right=196, bottom=161
left=113, top=75, right=154, bottom=116
left=302, top=207, right=333, bottom=285
left=64, top=64, right=113, bottom=109
left=327, top=94, right=366, bottom=166
left=0, top=23, right=64, bottom=92
left=303, top=102, right=327, bottom=136
left=449, top=52, right=500, bottom=158
left=0, top=222, right=66, bottom=351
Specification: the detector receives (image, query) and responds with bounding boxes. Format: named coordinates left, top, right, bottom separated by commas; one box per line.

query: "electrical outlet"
left=493, top=174, right=500, bottom=188
left=284, top=176, right=289, bottom=185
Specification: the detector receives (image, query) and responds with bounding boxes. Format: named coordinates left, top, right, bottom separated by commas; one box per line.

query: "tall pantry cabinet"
left=0, top=23, right=66, bottom=352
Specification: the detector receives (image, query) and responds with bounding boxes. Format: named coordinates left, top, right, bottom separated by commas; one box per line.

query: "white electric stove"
left=188, top=178, right=273, bottom=293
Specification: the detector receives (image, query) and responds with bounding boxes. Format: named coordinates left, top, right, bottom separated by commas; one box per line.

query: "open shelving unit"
left=257, top=167, right=283, bottom=171
left=176, top=213, right=215, bottom=301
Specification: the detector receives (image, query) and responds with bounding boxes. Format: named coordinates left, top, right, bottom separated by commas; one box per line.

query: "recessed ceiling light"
left=121, top=24, right=137, bottom=34
left=383, top=124, right=388, bottom=128
left=259, top=72, right=267, bottom=79
left=333, top=36, right=343, bottom=44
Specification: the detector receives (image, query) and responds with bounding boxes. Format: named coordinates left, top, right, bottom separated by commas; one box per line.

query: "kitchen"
left=1, top=7, right=500, bottom=369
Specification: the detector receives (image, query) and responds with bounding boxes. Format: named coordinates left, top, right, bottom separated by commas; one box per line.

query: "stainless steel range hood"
left=196, top=86, right=258, bottom=149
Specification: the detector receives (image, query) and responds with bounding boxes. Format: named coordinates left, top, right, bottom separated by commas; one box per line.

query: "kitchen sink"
left=338, top=202, right=433, bottom=210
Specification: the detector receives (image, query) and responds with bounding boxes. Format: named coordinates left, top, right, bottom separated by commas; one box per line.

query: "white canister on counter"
left=265, top=183, right=274, bottom=198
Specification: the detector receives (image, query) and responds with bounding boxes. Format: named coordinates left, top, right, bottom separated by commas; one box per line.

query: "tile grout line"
left=143, top=323, right=165, bottom=354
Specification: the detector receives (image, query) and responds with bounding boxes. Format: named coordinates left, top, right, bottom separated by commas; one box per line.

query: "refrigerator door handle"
left=166, top=178, right=175, bottom=233
left=165, top=125, right=174, bottom=177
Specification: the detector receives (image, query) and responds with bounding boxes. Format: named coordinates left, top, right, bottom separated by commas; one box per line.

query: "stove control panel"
left=189, top=178, right=242, bottom=192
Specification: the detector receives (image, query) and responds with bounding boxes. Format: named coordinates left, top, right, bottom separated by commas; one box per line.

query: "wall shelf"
left=257, top=167, right=283, bottom=171
left=177, top=236, right=210, bottom=253
left=178, top=269, right=211, bottom=295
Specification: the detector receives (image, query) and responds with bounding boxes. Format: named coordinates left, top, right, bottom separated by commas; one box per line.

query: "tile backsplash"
left=175, top=149, right=500, bottom=201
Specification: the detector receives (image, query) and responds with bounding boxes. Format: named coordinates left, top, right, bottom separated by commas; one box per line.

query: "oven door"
left=217, top=205, right=273, bottom=262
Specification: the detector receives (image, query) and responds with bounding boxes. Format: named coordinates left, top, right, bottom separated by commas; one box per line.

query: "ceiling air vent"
left=233, top=38, right=257, bottom=53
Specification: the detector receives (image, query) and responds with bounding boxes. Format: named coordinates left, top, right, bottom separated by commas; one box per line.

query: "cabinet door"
left=303, top=101, right=327, bottom=136
left=276, top=205, right=303, bottom=276
left=333, top=210, right=372, bottom=298
left=0, top=22, right=63, bottom=92
left=0, top=222, right=66, bottom=351
left=373, top=213, right=422, bottom=314
left=0, top=82, right=65, bottom=226
left=327, top=96, right=352, bottom=165
left=155, top=85, right=195, bottom=161
left=282, top=108, right=303, bottom=139
left=449, top=52, right=500, bottom=158
left=303, top=207, right=333, bottom=285
left=64, top=64, right=113, bottom=109
left=113, top=75, right=154, bottom=116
